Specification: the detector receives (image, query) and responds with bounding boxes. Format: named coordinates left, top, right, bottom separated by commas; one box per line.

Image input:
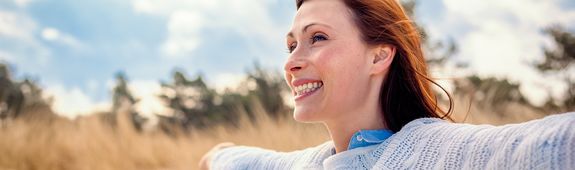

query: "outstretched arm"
left=199, top=143, right=292, bottom=170
left=199, top=142, right=236, bottom=170
left=199, top=141, right=332, bottom=169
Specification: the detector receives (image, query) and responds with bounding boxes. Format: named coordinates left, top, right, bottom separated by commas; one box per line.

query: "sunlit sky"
left=1, top=0, right=574, bottom=118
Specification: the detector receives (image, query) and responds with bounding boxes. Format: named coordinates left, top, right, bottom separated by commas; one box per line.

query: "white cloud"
left=45, top=84, right=110, bottom=119
left=14, top=0, right=33, bottom=8
left=0, top=10, right=36, bottom=42
left=431, top=0, right=575, bottom=106
left=443, top=0, right=575, bottom=28
left=41, top=27, right=58, bottom=40
left=131, top=0, right=285, bottom=59
left=132, top=0, right=219, bottom=16
left=161, top=10, right=203, bottom=58
left=41, top=27, right=85, bottom=49
left=0, top=50, right=14, bottom=61
left=0, top=10, right=51, bottom=68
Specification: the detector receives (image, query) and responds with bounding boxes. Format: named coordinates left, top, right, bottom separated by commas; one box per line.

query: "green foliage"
left=245, top=63, right=290, bottom=119
left=0, top=63, right=23, bottom=120
left=112, top=72, right=137, bottom=112
left=455, top=75, right=530, bottom=112
left=159, top=70, right=229, bottom=129
left=401, top=0, right=460, bottom=68
left=538, top=27, right=575, bottom=71
left=535, top=27, right=575, bottom=111
left=156, top=63, right=290, bottom=132
left=0, top=63, right=56, bottom=124
left=0, top=63, right=50, bottom=121
left=402, top=0, right=537, bottom=114
left=4, top=0, right=569, bottom=133
left=109, top=71, right=147, bottom=131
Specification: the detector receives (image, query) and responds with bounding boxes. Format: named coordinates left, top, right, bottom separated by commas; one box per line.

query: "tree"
left=110, top=72, right=146, bottom=131
left=0, top=63, right=54, bottom=122
left=400, top=0, right=461, bottom=107
left=536, top=26, right=575, bottom=112
left=402, top=0, right=538, bottom=115
left=20, top=78, right=45, bottom=107
left=112, top=72, right=136, bottom=112
left=0, top=63, right=24, bottom=120
left=401, top=0, right=459, bottom=69
left=159, top=70, right=238, bottom=130
left=245, top=63, right=290, bottom=119
left=454, top=75, right=530, bottom=112
left=156, top=63, right=292, bottom=133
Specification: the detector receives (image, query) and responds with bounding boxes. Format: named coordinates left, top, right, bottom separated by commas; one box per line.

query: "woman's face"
left=285, top=0, right=376, bottom=123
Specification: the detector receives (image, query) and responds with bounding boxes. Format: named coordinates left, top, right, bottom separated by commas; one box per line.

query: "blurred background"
left=0, top=0, right=574, bottom=169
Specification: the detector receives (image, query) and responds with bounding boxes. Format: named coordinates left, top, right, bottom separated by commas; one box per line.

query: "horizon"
left=1, top=0, right=574, bottom=118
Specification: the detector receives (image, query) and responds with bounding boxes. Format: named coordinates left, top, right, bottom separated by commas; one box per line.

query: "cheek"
left=316, top=42, right=364, bottom=68
left=315, top=43, right=369, bottom=99
left=316, top=43, right=366, bottom=81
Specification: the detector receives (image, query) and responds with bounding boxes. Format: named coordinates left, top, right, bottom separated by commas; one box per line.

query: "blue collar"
left=347, top=129, right=394, bottom=150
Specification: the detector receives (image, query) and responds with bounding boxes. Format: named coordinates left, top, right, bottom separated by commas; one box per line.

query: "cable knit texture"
left=210, top=112, right=575, bottom=169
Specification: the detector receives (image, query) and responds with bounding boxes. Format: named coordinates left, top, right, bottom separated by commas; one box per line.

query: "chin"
left=292, top=108, right=322, bottom=123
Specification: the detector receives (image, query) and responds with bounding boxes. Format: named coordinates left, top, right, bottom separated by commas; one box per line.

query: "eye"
left=311, top=33, right=328, bottom=44
left=287, top=42, right=297, bottom=53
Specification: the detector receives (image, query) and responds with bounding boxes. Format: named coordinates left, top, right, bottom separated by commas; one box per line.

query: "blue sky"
left=1, top=0, right=574, bottom=118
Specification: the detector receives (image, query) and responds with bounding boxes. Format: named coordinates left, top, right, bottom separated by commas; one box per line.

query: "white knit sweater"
left=211, top=112, right=575, bottom=169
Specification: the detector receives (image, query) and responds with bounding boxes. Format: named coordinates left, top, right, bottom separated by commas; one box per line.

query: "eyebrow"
left=286, top=22, right=331, bottom=38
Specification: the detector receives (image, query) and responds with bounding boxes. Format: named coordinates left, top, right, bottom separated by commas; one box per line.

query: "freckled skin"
left=284, top=0, right=376, bottom=123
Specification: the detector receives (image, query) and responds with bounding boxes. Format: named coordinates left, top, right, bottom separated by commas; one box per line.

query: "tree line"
left=0, top=0, right=573, bottom=133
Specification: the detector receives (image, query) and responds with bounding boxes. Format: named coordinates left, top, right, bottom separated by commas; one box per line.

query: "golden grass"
left=0, top=96, right=547, bottom=170
left=0, top=105, right=329, bottom=170
left=447, top=95, right=547, bottom=125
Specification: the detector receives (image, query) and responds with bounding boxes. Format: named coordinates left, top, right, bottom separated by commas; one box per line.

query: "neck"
left=325, top=76, right=388, bottom=153
left=324, top=103, right=386, bottom=153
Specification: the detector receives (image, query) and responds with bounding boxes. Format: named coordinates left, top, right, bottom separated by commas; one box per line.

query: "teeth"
left=294, top=81, right=323, bottom=96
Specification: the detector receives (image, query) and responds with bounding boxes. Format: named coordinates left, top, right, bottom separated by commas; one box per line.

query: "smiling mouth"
left=294, top=81, right=323, bottom=97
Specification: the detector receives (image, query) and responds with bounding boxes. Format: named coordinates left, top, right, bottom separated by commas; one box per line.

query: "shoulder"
left=377, top=112, right=575, bottom=154
left=371, top=112, right=575, bottom=169
left=395, top=112, right=575, bottom=149
left=400, top=112, right=575, bottom=134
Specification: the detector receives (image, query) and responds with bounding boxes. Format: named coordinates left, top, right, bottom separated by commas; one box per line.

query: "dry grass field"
left=0, top=95, right=550, bottom=170
left=0, top=104, right=329, bottom=170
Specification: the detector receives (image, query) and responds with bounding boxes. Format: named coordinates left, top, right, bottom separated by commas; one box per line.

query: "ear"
left=370, top=45, right=396, bottom=76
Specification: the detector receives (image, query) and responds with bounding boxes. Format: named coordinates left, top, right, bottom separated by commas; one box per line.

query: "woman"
left=200, top=0, right=575, bottom=169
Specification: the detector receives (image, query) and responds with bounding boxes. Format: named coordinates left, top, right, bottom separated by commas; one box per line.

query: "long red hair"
left=296, top=0, right=452, bottom=132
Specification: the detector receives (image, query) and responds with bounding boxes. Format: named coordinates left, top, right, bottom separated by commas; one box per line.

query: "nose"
left=284, top=56, right=307, bottom=74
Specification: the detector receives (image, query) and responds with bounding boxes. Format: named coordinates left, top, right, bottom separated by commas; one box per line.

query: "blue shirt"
left=347, top=129, right=394, bottom=150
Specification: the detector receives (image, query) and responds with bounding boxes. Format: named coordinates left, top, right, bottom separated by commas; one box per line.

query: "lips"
left=291, top=79, right=323, bottom=98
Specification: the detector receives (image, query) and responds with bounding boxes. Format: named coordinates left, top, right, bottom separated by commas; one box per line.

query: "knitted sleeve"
left=209, top=146, right=285, bottom=169
left=209, top=141, right=333, bottom=169
left=372, top=112, right=575, bottom=169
